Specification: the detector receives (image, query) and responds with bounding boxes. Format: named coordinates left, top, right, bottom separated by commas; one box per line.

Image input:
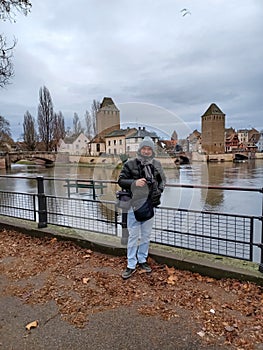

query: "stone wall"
left=0, top=158, right=6, bottom=169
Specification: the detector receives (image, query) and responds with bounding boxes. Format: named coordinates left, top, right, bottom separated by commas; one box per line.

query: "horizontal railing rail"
left=0, top=175, right=262, bottom=272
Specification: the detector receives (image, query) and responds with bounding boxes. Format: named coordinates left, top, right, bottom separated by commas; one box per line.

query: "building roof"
left=225, top=133, right=239, bottom=142
left=104, top=128, right=136, bottom=138
left=237, top=129, right=249, bottom=133
left=99, top=97, right=119, bottom=111
left=62, top=133, right=85, bottom=144
left=201, top=103, right=225, bottom=117
left=187, top=129, right=201, bottom=141
left=126, top=127, right=158, bottom=139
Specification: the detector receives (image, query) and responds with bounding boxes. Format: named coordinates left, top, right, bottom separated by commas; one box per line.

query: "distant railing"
left=0, top=175, right=262, bottom=272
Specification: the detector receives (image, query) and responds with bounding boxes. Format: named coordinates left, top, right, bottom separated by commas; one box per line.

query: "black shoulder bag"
left=116, top=190, right=132, bottom=211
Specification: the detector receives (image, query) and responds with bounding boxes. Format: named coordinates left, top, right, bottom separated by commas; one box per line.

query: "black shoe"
left=138, top=262, right=152, bottom=273
left=122, top=267, right=136, bottom=279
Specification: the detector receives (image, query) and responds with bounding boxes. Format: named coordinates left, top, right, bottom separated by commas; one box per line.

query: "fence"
left=0, top=175, right=262, bottom=272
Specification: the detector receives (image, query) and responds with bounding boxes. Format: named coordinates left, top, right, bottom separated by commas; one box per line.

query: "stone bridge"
left=2, top=151, right=58, bottom=168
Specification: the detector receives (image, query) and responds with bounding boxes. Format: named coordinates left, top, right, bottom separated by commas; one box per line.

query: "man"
left=118, top=136, right=166, bottom=279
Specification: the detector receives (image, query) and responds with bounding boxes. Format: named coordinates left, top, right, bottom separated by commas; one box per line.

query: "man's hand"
left=135, top=178, right=147, bottom=187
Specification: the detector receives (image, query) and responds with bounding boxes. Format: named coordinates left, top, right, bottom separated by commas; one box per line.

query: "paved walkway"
left=0, top=293, right=229, bottom=350
left=1, top=275, right=231, bottom=350
left=1, top=219, right=263, bottom=350
left=0, top=228, right=232, bottom=350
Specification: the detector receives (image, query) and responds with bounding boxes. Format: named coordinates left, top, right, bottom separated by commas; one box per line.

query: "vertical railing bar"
left=36, top=176, right=47, bottom=228
left=249, top=218, right=254, bottom=262
left=259, top=187, right=263, bottom=272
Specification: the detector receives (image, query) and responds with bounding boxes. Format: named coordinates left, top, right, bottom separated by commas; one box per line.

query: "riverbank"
left=1, top=152, right=263, bottom=170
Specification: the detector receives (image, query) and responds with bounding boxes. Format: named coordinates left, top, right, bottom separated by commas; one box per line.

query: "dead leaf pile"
left=0, top=228, right=262, bottom=349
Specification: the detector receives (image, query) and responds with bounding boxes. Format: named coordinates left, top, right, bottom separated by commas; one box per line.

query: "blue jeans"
left=127, top=209, right=154, bottom=269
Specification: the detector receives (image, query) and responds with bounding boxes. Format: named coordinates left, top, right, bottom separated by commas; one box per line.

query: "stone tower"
left=96, top=97, right=120, bottom=136
left=201, top=103, right=225, bottom=154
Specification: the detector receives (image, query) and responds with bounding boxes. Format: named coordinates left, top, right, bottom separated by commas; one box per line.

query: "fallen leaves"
left=1, top=229, right=263, bottom=350
left=82, top=277, right=90, bottom=284
left=25, top=320, right=38, bottom=331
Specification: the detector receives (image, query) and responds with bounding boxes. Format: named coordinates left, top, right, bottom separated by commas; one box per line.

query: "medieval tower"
left=201, top=103, right=225, bottom=154
left=96, top=97, right=120, bottom=136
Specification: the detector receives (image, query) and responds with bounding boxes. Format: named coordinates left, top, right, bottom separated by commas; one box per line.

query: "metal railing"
left=0, top=175, right=262, bottom=272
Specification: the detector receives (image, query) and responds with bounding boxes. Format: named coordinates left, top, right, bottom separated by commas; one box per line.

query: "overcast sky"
left=1, top=0, right=262, bottom=140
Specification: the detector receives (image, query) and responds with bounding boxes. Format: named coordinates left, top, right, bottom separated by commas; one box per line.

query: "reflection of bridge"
left=3, top=151, right=58, bottom=168
left=174, top=152, right=191, bottom=165
left=233, top=152, right=256, bottom=162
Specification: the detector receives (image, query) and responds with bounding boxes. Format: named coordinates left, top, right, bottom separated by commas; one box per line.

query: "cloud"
left=1, top=0, right=263, bottom=140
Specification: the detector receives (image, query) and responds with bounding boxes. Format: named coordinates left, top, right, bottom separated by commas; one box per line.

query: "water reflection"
left=203, top=163, right=225, bottom=210
left=1, top=160, right=263, bottom=215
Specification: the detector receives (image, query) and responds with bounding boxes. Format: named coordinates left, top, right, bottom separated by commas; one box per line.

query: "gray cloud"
left=0, top=0, right=262, bottom=140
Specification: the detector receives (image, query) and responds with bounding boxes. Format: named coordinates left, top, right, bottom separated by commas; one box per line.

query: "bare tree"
left=72, top=112, right=83, bottom=136
left=23, top=110, right=36, bottom=150
left=0, top=114, right=13, bottom=148
left=0, top=36, right=17, bottom=88
left=37, top=86, right=54, bottom=151
left=91, top=99, right=100, bottom=135
left=53, top=111, right=65, bottom=151
left=0, top=0, right=31, bottom=21
left=84, top=110, right=93, bottom=139
left=0, top=0, right=32, bottom=87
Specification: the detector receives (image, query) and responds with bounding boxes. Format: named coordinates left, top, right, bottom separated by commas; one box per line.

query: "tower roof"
left=99, top=97, right=119, bottom=112
left=100, top=97, right=115, bottom=108
left=202, top=103, right=225, bottom=117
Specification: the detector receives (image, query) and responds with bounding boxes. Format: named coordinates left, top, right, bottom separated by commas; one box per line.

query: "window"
left=119, top=139, right=122, bottom=145
left=114, top=140, right=116, bottom=145
left=108, top=141, right=111, bottom=146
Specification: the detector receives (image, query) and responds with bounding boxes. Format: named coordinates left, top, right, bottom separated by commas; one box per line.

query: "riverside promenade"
left=1, top=216, right=263, bottom=350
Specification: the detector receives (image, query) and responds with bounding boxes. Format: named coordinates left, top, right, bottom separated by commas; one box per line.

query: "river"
left=1, top=159, right=263, bottom=217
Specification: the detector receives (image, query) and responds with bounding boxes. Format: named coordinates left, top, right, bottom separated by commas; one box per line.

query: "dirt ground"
left=0, top=228, right=262, bottom=350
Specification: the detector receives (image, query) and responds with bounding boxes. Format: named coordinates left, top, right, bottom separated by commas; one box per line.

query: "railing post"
left=259, top=187, right=263, bottom=273
left=259, top=248, right=263, bottom=273
left=66, top=179, right=70, bottom=198
left=91, top=180, right=96, bottom=200
left=37, top=176, right=47, bottom=228
left=121, top=211, right=129, bottom=245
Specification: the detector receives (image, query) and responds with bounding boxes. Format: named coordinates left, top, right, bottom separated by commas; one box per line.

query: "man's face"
left=140, top=146, right=153, bottom=157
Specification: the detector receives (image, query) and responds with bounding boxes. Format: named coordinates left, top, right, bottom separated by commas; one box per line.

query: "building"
left=201, top=103, right=225, bottom=154
left=59, top=133, right=90, bottom=155
left=225, top=132, right=240, bottom=152
left=96, top=97, right=120, bottom=136
left=248, top=128, right=260, bottom=145
left=104, top=128, right=137, bottom=155
left=237, top=128, right=259, bottom=152
left=237, top=129, right=249, bottom=143
left=187, top=129, right=201, bottom=152
left=257, top=130, right=263, bottom=152
left=171, top=130, right=178, bottom=141
left=158, top=139, right=177, bottom=156
left=125, top=127, right=159, bottom=157
left=88, top=135, right=106, bottom=156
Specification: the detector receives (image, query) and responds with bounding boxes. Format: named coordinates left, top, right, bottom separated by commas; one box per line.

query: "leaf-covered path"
left=0, top=229, right=262, bottom=350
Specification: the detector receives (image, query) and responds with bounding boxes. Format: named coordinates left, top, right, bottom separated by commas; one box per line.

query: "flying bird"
left=180, top=8, right=191, bottom=16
